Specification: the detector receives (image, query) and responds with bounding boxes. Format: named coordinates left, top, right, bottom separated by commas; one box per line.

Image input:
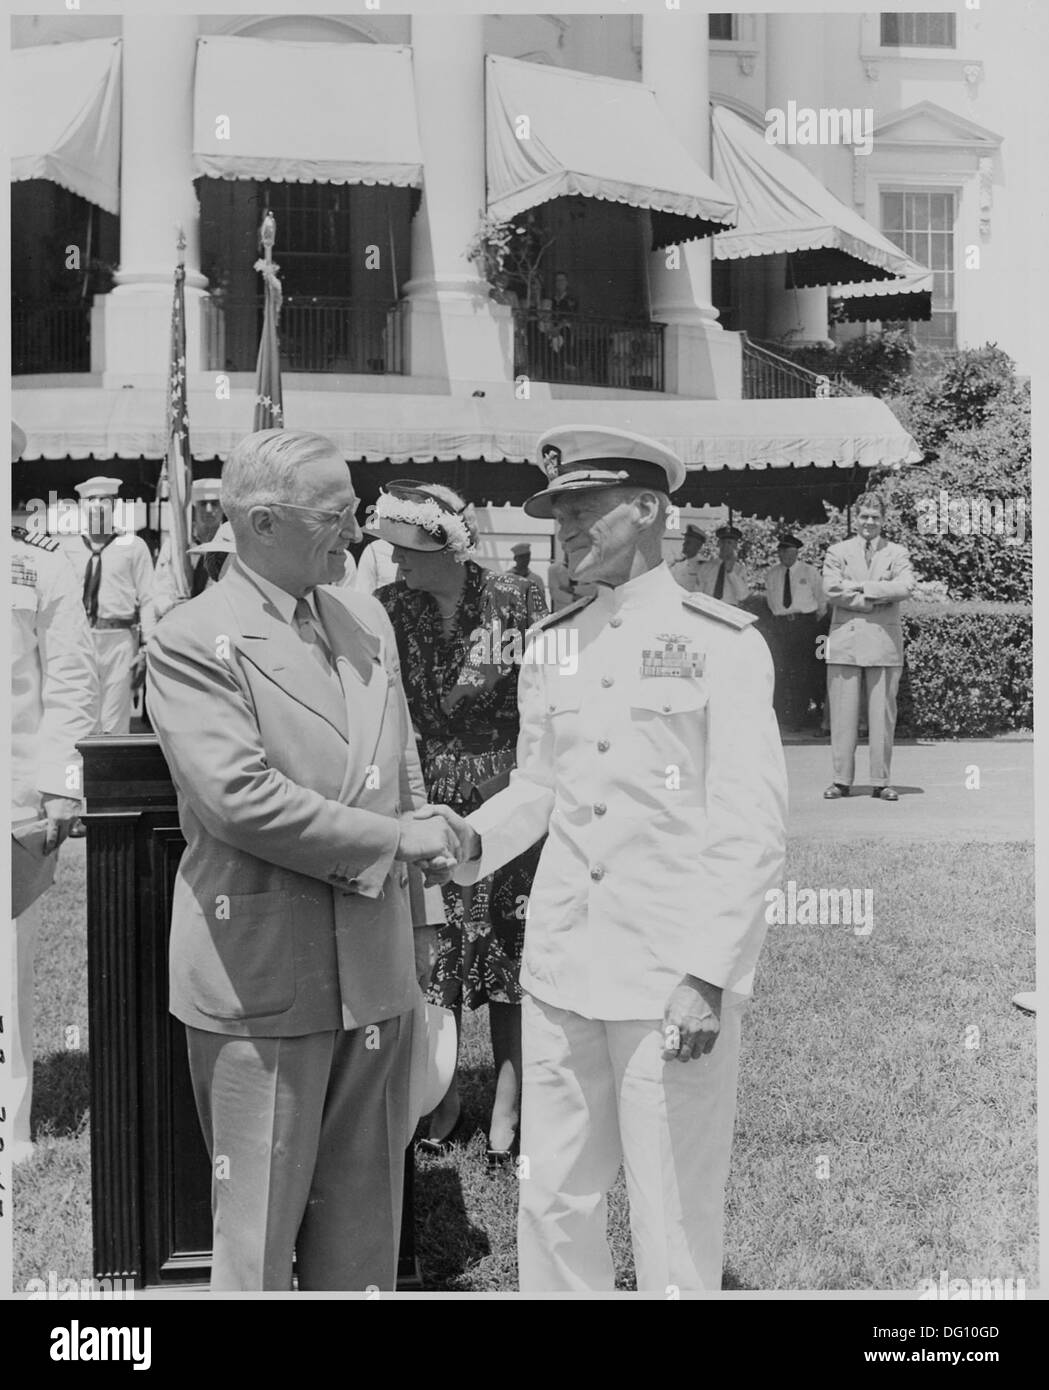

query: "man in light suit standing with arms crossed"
left=433, top=426, right=787, bottom=1292
left=822, top=493, right=915, bottom=801
left=147, top=429, right=455, bottom=1291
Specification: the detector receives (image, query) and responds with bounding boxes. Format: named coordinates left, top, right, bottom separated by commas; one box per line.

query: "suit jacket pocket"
left=190, top=889, right=298, bottom=1021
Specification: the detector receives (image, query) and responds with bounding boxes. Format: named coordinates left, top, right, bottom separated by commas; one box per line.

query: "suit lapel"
left=219, top=565, right=349, bottom=739
left=315, top=588, right=392, bottom=801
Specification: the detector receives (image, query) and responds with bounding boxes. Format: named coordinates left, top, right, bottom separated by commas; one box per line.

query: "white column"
left=763, top=15, right=830, bottom=346
left=642, top=12, right=740, bottom=398
left=102, top=15, right=208, bottom=381
left=404, top=15, right=513, bottom=390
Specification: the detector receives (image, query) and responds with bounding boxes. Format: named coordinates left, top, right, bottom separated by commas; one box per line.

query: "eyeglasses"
left=270, top=500, right=360, bottom=531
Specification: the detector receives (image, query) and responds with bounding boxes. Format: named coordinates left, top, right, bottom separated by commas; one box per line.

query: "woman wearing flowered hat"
left=372, top=481, right=546, bottom=1164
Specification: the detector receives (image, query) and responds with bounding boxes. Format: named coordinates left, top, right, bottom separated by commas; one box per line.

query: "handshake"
left=395, top=804, right=482, bottom=887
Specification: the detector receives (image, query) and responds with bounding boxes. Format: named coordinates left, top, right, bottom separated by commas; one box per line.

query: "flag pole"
left=163, top=224, right=195, bottom=599
left=253, top=211, right=284, bottom=431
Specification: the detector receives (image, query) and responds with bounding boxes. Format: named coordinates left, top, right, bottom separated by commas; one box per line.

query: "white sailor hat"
left=191, top=477, right=223, bottom=504
left=74, top=476, right=123, bottom=500
left=11, top=421, right=27, bottom=461
left=525, top=426, right=686, bottom=520
left=188, top=520, right=236, bottom=556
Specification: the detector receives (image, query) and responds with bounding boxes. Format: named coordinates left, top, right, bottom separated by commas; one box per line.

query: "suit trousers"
left=827, top=662, right=902, bottom=787
left=517, top=991, right=743, bottom=1292
left=92, top=628, right=135, bottom=735
left=770, top=613, right=820, bottom=727
left=186, top=1010, right=414, bottom=1292
left=9, top=899, right=42, bottom=1150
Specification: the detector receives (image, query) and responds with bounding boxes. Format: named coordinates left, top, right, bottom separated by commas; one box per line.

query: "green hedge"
left=897, top=605, right=1032, bottom=737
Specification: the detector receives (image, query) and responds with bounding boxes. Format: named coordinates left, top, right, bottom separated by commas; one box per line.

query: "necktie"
left=293, top=598, right=335, bottom=676
left=782, top=567, right=792, bottom=610
left=713, top=563, right=726, bottom=601
left=865, top=541, right=875, bottom=568
left=81, top=538, right=113, bottom=625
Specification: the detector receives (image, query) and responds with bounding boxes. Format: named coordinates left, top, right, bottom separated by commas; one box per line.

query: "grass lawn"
left=13, top=837, right=1037, bottom=1293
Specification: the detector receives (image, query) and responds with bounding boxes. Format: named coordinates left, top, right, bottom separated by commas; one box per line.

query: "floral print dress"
left=376, top=562, right=547, bottom=1009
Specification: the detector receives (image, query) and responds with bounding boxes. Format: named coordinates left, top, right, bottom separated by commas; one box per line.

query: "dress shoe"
left=416, top=1111, right=465, bottom=1157
left=486, top=1132, right=520, bottom=1170
left=872, top=786, right=899, bottom=801
left=823, top=783, right=850, bottom=799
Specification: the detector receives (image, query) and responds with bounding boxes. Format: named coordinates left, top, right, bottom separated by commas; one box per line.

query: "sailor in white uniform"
left=439, top=426, right=788, bottom=1291
left=69, top=476, right=155, bottom=734
left=10, top=422, right=100, bottom=1163
left=151, top=476, right=225, bottom=621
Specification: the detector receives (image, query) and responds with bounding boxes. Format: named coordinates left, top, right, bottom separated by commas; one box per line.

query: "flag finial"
left=175, top=225, right=186, bottom=265
left=259, top=210, right=277, bottom=262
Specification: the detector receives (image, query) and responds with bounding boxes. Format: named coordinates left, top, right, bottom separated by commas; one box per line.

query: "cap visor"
left=523, top=479, right=626, bottom=520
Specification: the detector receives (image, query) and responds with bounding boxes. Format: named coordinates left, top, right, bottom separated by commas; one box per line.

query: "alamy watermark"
left=21, top=491, right=137, bottom=539
left=917, top=1269, right=1025, bottom=1301
left=26, top=1272, right=135, bottom=1300
left=765, top=101, right=873, bottom=155
left=468, top=618, right=579, bottom=676
left=765, top=881, right=874, bottom=936
left=916, top=491, right=1027, bottom=545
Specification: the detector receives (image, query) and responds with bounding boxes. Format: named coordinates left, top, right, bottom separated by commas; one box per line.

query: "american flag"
left=253, top=210, right=285, bottom=431
left=160, top=231, right=194, bottom=599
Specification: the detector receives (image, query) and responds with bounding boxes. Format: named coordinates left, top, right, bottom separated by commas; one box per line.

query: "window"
left=709, top=15, right=737, bottom=42
left=880, top=12, right=956, bottom=48
left=881, top=190, right=956, bottom=348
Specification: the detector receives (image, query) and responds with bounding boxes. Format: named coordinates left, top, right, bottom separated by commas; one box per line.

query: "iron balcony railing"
left=511, top=308, right=665, bottom=392
left=13, top=302, right=92, bottom=374
left=204, top=296, right=407, bottom=375
left=740, top=333, right=836, bottom=399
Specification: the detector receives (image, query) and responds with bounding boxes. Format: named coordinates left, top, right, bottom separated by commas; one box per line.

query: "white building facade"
left=11, top=8, right=1036, bottom=516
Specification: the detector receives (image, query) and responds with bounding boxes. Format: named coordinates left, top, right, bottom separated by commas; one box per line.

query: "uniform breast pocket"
left=543, top=691, right=581, bottom=745
left=630, top=680, right=708, bottom=719
left=11, top=584, right=39, bottom=617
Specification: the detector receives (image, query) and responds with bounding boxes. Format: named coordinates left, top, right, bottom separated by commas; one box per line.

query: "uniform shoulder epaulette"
left=527, top=594, right=596, bottom=635
left=12, top=526, right=60, bottom=552
left=681, top=592, right=757, bottom=630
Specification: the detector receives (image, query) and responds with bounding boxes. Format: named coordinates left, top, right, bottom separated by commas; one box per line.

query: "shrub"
left=870, top=383, right=1032, bottom=601
left=889, top=343, right=1019, bottom=453
left=775, top=326, right=918, bottom=396
left=897, top=606, right=1033, bottom=737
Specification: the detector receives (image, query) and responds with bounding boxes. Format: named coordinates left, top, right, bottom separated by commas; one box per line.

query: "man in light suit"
left=146, top=429, right=457, bottom=1291
left=433, top=426, right=787, bottom=1292
left=822, top=494, right=915, bottom=801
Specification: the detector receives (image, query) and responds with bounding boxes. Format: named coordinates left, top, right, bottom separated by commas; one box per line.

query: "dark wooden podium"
left=81, top=734, right=417, bottom=1289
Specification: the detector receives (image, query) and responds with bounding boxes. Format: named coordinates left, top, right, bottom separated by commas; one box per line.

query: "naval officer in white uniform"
left=438, top=426, right=787, bottom=1292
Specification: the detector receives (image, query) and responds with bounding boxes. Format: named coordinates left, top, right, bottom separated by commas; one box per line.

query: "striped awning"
left=830, top=267, right=934, bottom=322
left=192, top=36, right=423, bottom=187
left=711, top=106, right=926, bottom=288
left=12, top=388, right=922, bottom=472
left=11, top=38, right=122, bottom=214
left=486, top=56, right=736, bottom=247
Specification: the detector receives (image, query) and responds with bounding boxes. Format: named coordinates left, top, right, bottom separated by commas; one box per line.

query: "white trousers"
left=8, top=900, right=42, bottom=1147
left=518, top=991, right=744, bottom=1293
left=93, top=628, right=135, bottom=735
